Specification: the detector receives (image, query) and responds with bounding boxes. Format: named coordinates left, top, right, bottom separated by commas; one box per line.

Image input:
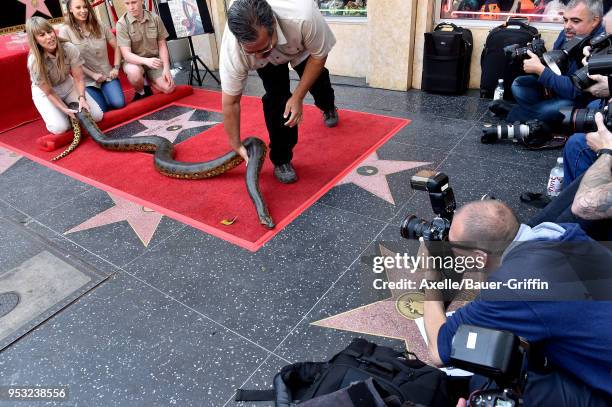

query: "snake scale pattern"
left=61, top=102, right=275, bottom=229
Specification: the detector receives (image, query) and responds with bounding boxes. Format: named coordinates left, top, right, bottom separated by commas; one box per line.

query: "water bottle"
left=493, top=79, right=504, bottom=100
left=546, top=157, right=564, bottom=197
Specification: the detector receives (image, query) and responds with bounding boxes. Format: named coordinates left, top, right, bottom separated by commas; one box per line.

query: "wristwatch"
left=78, top=94, right=86, bottom=100
left=596, top=148, right=612, bottom=158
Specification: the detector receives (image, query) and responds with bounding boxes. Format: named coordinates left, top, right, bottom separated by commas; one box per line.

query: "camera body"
left=504, top=36, right=547, bottom=65
left=451, top=324, right=527, bottom=407
left=571, top=33, right=612, bottom=90
left=400, top=170, right=456, bottom=241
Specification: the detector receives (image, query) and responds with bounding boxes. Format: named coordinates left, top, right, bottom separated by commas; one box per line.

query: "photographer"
left=563, top=10, right=612, bottom=186
left=490, top=0, right=604, bottom=124
left=422, top=200, right=612, bottom=406
left=530, top=112, right=612, bottom=239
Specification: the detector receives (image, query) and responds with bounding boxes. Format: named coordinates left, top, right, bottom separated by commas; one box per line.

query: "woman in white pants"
left=26, top=16, right=103, bottom=134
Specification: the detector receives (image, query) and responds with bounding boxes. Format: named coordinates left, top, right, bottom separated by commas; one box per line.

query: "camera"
left=451, top=324, right=527, bottom=407
left=571, top=33, right=612, bottom=89
left=481, top=119, right=553, bottom=148
left=504, top=35, right=547, bottom=64
left=543, top=34, right=593, bottom=75
left=558, top=100, right=612, bottom=133
left=400, top=170, right=455, bottom=241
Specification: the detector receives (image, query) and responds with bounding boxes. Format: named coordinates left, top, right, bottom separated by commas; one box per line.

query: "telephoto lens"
left=481, top=123, right=530, bottom=143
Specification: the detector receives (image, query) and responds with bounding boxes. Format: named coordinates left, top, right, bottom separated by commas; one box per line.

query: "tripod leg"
left=196, top=56, right=220, bottom=85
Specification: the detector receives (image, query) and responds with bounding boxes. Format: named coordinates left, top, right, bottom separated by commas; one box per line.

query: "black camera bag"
left=480, top=19, right=539, bottom=99
left=235, top=338, right=450, bottom=406
left=422, top=22, right=473, bottom=94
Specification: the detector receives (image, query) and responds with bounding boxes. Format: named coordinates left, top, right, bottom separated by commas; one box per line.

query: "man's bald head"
left=449, top=200, right=520, bottom=253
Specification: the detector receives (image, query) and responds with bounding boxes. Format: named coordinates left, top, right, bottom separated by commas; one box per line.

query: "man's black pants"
left=256, top=58, right=335, bottom=166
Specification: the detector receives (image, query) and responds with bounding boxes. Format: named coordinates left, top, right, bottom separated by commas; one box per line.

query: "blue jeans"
left=85, top=79, right=125, bottom=112
left=507, top=75, right=574, bottom=123
left=562, top=133, right=597, bottom=185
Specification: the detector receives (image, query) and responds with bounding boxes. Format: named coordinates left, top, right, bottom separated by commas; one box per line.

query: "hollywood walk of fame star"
left=17, top=0, right=52, bottom=20
left=0, top=148, right=22, bottom=175
left=131, top=110, right=220, bottom=143
left=337, top=152, right=431, bottom=205
left=312, top=244, right=476, bottom=363
left=64, top=193, right=163, bottom=247
left=311, top=244, right=433, bottom=360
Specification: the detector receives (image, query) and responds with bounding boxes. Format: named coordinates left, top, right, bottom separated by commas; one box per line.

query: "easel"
left=187, top=36, right=220, bottom=86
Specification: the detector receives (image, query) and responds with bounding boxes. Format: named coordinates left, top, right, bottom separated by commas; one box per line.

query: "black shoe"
left=133, top=86, right=153, bottom=102
left=274, top=163, right=298, bottom=184
left=323, top=106, right=339, bottom=128
left=520, top=192, right=552, bottom=208
left=488, top=100, right=513, bottom=118
left=143, top=85, right=153, bottom=97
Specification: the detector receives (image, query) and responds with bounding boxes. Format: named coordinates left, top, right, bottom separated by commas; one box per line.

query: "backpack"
left=422, top=22, right=473, bottom=95
left=235, top=338, right=451, bottom=406
left=480, top=19, right=539, bottom=99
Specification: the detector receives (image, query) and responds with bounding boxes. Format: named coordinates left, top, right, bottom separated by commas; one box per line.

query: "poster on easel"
left=1, top=0, right=64, bottom=35
left=158, top=0, right=214, bottom=40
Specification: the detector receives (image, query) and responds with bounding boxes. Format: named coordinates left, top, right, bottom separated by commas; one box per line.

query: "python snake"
left=60, top=102, right=275, bottom=229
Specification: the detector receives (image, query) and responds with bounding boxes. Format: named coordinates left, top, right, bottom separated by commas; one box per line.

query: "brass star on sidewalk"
left=64, top=193, right=163, bottom=247
left=312, top=244, right=432, bottom=360
left=337, top=152, right=431, bottom=204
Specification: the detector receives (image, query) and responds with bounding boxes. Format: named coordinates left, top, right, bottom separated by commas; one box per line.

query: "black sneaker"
left=323, top=106, right=339, bottom=128
left=488, top=100, right=513, bottom=119
left=143, top=85, right=153, bottom=97
left=274, top=163, right=298, bottom=184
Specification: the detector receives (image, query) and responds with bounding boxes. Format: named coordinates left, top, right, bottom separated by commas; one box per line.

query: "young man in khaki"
left=116, top=0, right=175, bottom=99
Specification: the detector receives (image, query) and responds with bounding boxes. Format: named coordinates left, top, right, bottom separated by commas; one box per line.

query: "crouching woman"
left=26, top=16, right=103, bottom=134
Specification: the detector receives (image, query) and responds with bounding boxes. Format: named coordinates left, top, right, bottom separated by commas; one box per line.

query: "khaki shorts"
left=123, top=63, right=164, bottom=81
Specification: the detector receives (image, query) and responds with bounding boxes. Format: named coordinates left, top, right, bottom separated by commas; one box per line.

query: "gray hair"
left=566, top=0, right=603, bottom=20
left=227, top=0, right=275, bottom=44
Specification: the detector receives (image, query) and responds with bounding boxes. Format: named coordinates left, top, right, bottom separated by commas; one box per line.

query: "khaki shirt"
left=58, top=24, right=115, bottom=88
left=220, top=0, right=336, bottom=96
left=27, top=41, right=84, bottom=87
left=116, top=10, right=168, bottom=58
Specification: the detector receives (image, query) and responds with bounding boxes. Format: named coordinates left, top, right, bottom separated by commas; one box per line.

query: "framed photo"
left=159, top=0, right=213, bottom=40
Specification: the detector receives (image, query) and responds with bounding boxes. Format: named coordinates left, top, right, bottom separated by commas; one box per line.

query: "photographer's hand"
left=586, top=112, right=612, bottom=152
left=586, top=75, right=610, bottom=98
left=582, top=45, right=592, bottom=66
left=523, top=50, right=546, bottom=76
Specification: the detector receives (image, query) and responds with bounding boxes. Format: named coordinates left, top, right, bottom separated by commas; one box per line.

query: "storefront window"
left=317, top=1, right=367, bottom=18
left=439, top=0, right=564, bottom=23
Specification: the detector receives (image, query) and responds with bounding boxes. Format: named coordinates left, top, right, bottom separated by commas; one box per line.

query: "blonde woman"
left=26, top=17, right=103, bottom=134
left=60, top=0, right=125, bottom=112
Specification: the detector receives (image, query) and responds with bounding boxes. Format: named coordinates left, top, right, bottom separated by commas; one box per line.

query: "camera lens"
left=400, top=215, right=430, bottom=240
left=572, top=108, right=598, bottom=133
left=571, top=66, right=595, bottom=90
left=481, top=125, right=499, bottom=143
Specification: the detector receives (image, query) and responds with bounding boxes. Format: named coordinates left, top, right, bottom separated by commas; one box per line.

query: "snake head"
left=259, top=214, right=275, bottom=229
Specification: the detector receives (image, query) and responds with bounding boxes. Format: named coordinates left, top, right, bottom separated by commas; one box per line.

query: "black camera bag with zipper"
left=480, top=19, right=539, bottom=99
left=422, top=22, right=473, bottom=94
left=235, top=338, right=450, bottom=406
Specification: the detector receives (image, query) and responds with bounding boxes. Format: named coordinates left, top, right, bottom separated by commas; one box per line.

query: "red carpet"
left=0, top=89, right=409, bottom=251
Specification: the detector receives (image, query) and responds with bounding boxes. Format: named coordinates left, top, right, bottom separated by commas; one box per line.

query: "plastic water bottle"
left=546, top=157, right=564, bottom=197
left=493, top=79, right=504, bottom=100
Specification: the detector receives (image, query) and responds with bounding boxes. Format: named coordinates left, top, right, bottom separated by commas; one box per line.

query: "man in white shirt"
left=220, top=0, right=338, bottom=184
